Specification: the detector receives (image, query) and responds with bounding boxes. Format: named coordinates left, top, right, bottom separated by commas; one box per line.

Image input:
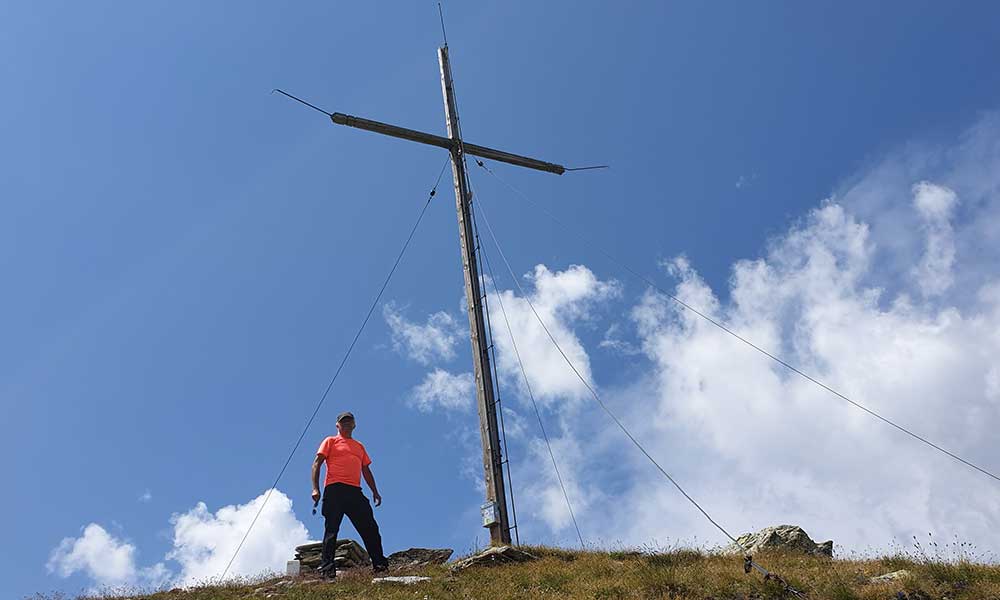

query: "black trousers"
left=321, top=482, right=387, bottom=571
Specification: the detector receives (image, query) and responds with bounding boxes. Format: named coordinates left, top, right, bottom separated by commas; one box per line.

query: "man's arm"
left=361, top=465, right=382, bottom=506
left=311, top=454, right=324, bottom=503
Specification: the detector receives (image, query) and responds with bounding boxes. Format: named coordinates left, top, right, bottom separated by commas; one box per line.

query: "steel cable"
left=471, top=200, right=587, bottom=549
left=217, top=159, right=449, bottom=582
left=474, top=160, right=1000, bottom=486
left=471, top=190, right=803, bottom=597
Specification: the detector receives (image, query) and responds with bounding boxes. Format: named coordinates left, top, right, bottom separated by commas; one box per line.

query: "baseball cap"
left=336, top=411, right=355, bottom=423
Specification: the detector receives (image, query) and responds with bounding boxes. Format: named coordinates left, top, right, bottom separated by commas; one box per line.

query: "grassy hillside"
left=43, top=546, right=1000, bottom=600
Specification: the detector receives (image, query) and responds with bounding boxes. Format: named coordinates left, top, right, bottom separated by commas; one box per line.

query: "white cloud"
left=138, top=489, right=152, bottom=503
left=835, top=113, right=1000, bottom=305
left=394, top=267, right=619, bottom=525
left=47, top=523, right=168, bottom=591
left=987, top=367, right=1000, bottom=404
left=383, top=303, right=463, bottom=365
left=911, top=181, right=959, bottom=297
left=474, top=265, right=620, bottom=543
left=141, top=562, right=173, bottom=589
left=610, top=192, right=1000, bottom=551
left=502, top=113, right=1000, bottom=557
left=48, top=489, right=310, bottom=591
left=500, top=406, right=529, bottom=440
left=599, top=323, right=641, bottom=355
left=488, top=264, right=619, bottom=407
left=48, top=524, right=137, bottom=587
left=167, top=489, right=309, bottom=586
left=410, top=368, right=474, bottom=412
left=522, top=434, right=592, bottom=531
left=735, top=173, right=758, bottom=190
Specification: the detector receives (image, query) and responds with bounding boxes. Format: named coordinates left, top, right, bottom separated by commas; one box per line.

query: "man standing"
left=311, top=411, right=389, bottom=578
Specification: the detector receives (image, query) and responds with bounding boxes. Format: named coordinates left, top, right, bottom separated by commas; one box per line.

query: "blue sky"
left=4, top=1, right=1000, bottom=596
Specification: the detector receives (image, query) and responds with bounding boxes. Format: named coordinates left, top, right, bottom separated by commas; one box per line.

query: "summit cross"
left=321, top=45, right=567, bottom=545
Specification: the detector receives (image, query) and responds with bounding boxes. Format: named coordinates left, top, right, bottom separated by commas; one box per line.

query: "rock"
left=333, top=539, right=370, bottom=568
left=293, top=539, right=370, bottom=572
left=449, top=546, right=537, bottom=572
left=296, top=542, right=324, bottom=554
left=869, top=569, right=913, bottom=584
left=387, top=548, right=454, bottom=568
left=372, top=576, right=433, bottom=585
left=731, top=525, right=833, bottom=557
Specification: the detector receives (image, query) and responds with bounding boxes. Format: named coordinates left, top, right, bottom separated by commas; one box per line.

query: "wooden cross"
left=314, top=45, right=567, bottom=545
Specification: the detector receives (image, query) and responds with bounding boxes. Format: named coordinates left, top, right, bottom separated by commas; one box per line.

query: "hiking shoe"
left=372, top=563, right=389, bottom=575
left=317, top=562, right=336, bottom=579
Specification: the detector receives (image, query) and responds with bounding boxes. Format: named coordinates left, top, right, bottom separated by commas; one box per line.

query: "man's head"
left=336, top=412, right=356, bottom=438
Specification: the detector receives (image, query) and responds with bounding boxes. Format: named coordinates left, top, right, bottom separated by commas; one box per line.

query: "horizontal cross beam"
left=330, top=112, right=565, bottom=175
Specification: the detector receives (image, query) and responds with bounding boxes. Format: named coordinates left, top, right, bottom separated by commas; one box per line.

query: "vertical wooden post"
left=438, top=45, right=511, bottom=546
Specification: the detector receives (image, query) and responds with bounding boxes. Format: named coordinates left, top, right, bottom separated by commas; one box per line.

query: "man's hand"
left=361, top=465, right=381, bottom=507
left=311, top=454, right=324, bottom=506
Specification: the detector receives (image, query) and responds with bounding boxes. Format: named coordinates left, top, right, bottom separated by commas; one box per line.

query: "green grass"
left=32, top=545, right=1000, bottom=600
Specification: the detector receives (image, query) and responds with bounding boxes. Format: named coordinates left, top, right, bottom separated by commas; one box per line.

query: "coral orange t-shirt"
left=316, top=435, right=371, bottom=488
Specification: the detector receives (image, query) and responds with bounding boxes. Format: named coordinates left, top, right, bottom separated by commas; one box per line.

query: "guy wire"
left=471, top=189, right=803, bottom=597
left=218, top=158, right=449, bottom=582
left=474, top=159, right=1000, bottom=486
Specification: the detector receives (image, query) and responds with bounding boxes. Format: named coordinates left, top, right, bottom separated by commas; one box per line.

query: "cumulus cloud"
left=487, top=264, right=619, bottom=407
left=391, top=265, right=619, bottom=526
left=500, top=406, right=529, bottom=440
left=460, top=265, right=620, bottom=543
left=167, top=489, right=310, bottom=585
left=501, top=113, right=1000, bottom=556
left=409, top=368, right=475, bottom=412
left=48, top=489, right=310, bottom=590
left=599, top=323, right=641, bottom=356
left=836, top=112, right=1000, bottom=304
left=47, top=523, right=168, bottom=590
left=521, top=434, right=593, bottom=532
left=48, top=524, right=137, bottom=587
left=911, top=181, right=959, bottom=297
left=609, top=195, right=1000, bottom=551
left=391, top=265, right=619, bottom=521
left=383, top=303, right=463, bottom=365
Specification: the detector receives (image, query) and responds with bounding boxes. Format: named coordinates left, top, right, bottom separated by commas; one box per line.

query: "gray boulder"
left=732, top=525, right=833, bottom=557
left=869, top=569, right=912, bottom=584
left=449, top=546, right=537, bottom=572
left=293, top=539, right=370, bottom=571
left=387, top=548, right=453, bottom=568
left=372, top=576, right=433, bottom=585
